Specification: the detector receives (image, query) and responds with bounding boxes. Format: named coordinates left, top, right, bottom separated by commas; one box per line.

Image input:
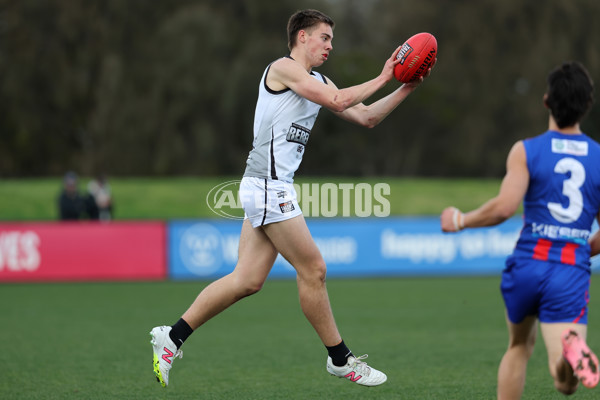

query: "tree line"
left=1, top=0, right=599, bottom=178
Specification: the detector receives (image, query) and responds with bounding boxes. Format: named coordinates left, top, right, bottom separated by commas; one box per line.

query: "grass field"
left=2, top=277, right=600, bottom=399
left=1, top=177, right=597, bottom=398
left=0, top=176, right=505, bottom=220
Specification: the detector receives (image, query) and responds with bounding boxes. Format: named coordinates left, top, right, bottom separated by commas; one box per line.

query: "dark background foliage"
left=1, top=0, right=599, bottom=178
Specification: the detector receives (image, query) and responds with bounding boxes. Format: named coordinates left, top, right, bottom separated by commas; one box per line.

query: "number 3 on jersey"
left=547, top=157, right=585, bottom=223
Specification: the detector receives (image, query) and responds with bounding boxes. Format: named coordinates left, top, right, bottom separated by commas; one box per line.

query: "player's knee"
left=507, top=343, right=535, bottom=362
left=525, top=342, right=536, bottom=359
left=234, top=284, right=261, bottom=300
left=297, top=258, right=327, bottom=284
left=231, top=274, right=265, bottom=298
left=309, top=259, right=328, bottom=282
left=509, top=335, right=536, bottom=358
left=243, top=279, right=265, bottom=297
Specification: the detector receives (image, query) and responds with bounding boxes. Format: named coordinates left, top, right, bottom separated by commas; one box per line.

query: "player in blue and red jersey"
left=441, top=61, right=600, bottom=399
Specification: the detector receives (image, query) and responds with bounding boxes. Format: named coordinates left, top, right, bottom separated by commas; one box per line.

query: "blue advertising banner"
left=168, top=217, right=525, bottom=280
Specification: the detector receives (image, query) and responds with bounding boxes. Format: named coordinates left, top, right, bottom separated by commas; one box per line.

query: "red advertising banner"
left=0, top=222, right=166, bottom=282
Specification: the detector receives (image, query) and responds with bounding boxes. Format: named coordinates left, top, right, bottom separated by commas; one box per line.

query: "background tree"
left=0, top=0, right=598, bottom=178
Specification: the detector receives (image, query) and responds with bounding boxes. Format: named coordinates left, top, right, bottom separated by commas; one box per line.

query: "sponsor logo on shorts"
left=279, top=201, right=295, bottom=213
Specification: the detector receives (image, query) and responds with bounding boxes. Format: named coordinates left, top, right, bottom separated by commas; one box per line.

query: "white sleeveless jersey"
left=244, top=59, right=326, bottom=183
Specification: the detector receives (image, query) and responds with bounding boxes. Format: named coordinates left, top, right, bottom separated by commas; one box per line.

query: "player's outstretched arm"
left=269, top=56, right=394, bottom=113
left=441, top=141, right=529, bottom=232
left=331, top=57, right=436, bottom=128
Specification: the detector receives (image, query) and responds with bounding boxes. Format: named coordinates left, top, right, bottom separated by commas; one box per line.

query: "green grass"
left=0, top=176, right=504, bottom=220
left=0, top=177, right=581, bottom=398
left=1, top=277, right=599, bottom=399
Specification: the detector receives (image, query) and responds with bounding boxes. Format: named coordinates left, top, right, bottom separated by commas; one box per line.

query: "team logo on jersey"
left=551, top=138, right=588, bottom=156
left=286, top=123, right=310, bottom=146
left=277, top=191, right=287, bottom=198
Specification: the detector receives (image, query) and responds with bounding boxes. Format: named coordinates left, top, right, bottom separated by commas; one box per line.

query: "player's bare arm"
left=267, top=46, right=400, bottom=113
left=328, top=59, right=436, bottom=128
left=441, top=141, right=529, bottom=232
left=590, top=212, right=600, bottom=257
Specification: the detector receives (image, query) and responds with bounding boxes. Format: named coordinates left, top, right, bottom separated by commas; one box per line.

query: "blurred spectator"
left=58, top=171, right=109, bottom=221
left=87, top=175, right=113, bottom=221
left=58, top=171, right=84, bottom=220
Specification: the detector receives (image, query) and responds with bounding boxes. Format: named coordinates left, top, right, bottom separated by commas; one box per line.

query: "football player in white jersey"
left=151, top=9, right=434, bottom=388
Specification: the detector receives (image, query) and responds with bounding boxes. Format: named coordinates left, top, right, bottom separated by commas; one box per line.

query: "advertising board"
left=0, top=222, right=166, bottom=282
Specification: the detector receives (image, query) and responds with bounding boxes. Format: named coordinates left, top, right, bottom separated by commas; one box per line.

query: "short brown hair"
left=287, top=9, right=335, bottom=51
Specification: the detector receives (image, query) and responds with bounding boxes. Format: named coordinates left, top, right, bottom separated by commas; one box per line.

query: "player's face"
left=305, top=23, right=333, bottom=67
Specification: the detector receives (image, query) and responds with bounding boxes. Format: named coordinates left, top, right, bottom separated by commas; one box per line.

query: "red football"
left=394, top=32, right=437, bottom=83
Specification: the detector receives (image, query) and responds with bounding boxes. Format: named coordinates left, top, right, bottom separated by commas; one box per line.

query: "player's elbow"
left=350, top=105, right=379, bottom=128
left=331, top=105, right=348, bottom=113
left=363, top=117, right=379, bottom=129
left=349, top=116, right=377, bottom=128
left=329, top=99, right=350, bottom=113
left=355, top=121, right=377, bottom=129
left=329, top=92, right=353, bottom=112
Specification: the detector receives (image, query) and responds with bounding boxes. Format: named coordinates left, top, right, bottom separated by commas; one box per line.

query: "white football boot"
left=150, top=326, right=183, bottom=387
left=326, top=354, right=387, bottom=386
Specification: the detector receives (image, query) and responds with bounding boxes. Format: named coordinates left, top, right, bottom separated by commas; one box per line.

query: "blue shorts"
left=501, top=258, right=590, bottom=324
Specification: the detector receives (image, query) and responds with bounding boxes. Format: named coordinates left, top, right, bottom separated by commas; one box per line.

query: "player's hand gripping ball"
left=394, top=32, right=437, bottom=83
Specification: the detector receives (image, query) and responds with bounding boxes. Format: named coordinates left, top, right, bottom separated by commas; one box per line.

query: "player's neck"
left=549, top=116, right=581, bottom=135
left=289, top=49, right=312, bottom=73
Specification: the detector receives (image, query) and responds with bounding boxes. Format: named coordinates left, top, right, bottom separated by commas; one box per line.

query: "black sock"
left=326, top=340, right=354, bottom=367
left=169, top=318, right=194, bottom=349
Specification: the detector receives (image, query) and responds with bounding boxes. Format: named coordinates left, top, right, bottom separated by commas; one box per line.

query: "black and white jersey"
left=244, top=59, right=326, bottom=183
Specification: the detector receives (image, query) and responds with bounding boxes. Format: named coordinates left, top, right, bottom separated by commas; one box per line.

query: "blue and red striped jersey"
left=509, top=130, right=600, bottom=270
